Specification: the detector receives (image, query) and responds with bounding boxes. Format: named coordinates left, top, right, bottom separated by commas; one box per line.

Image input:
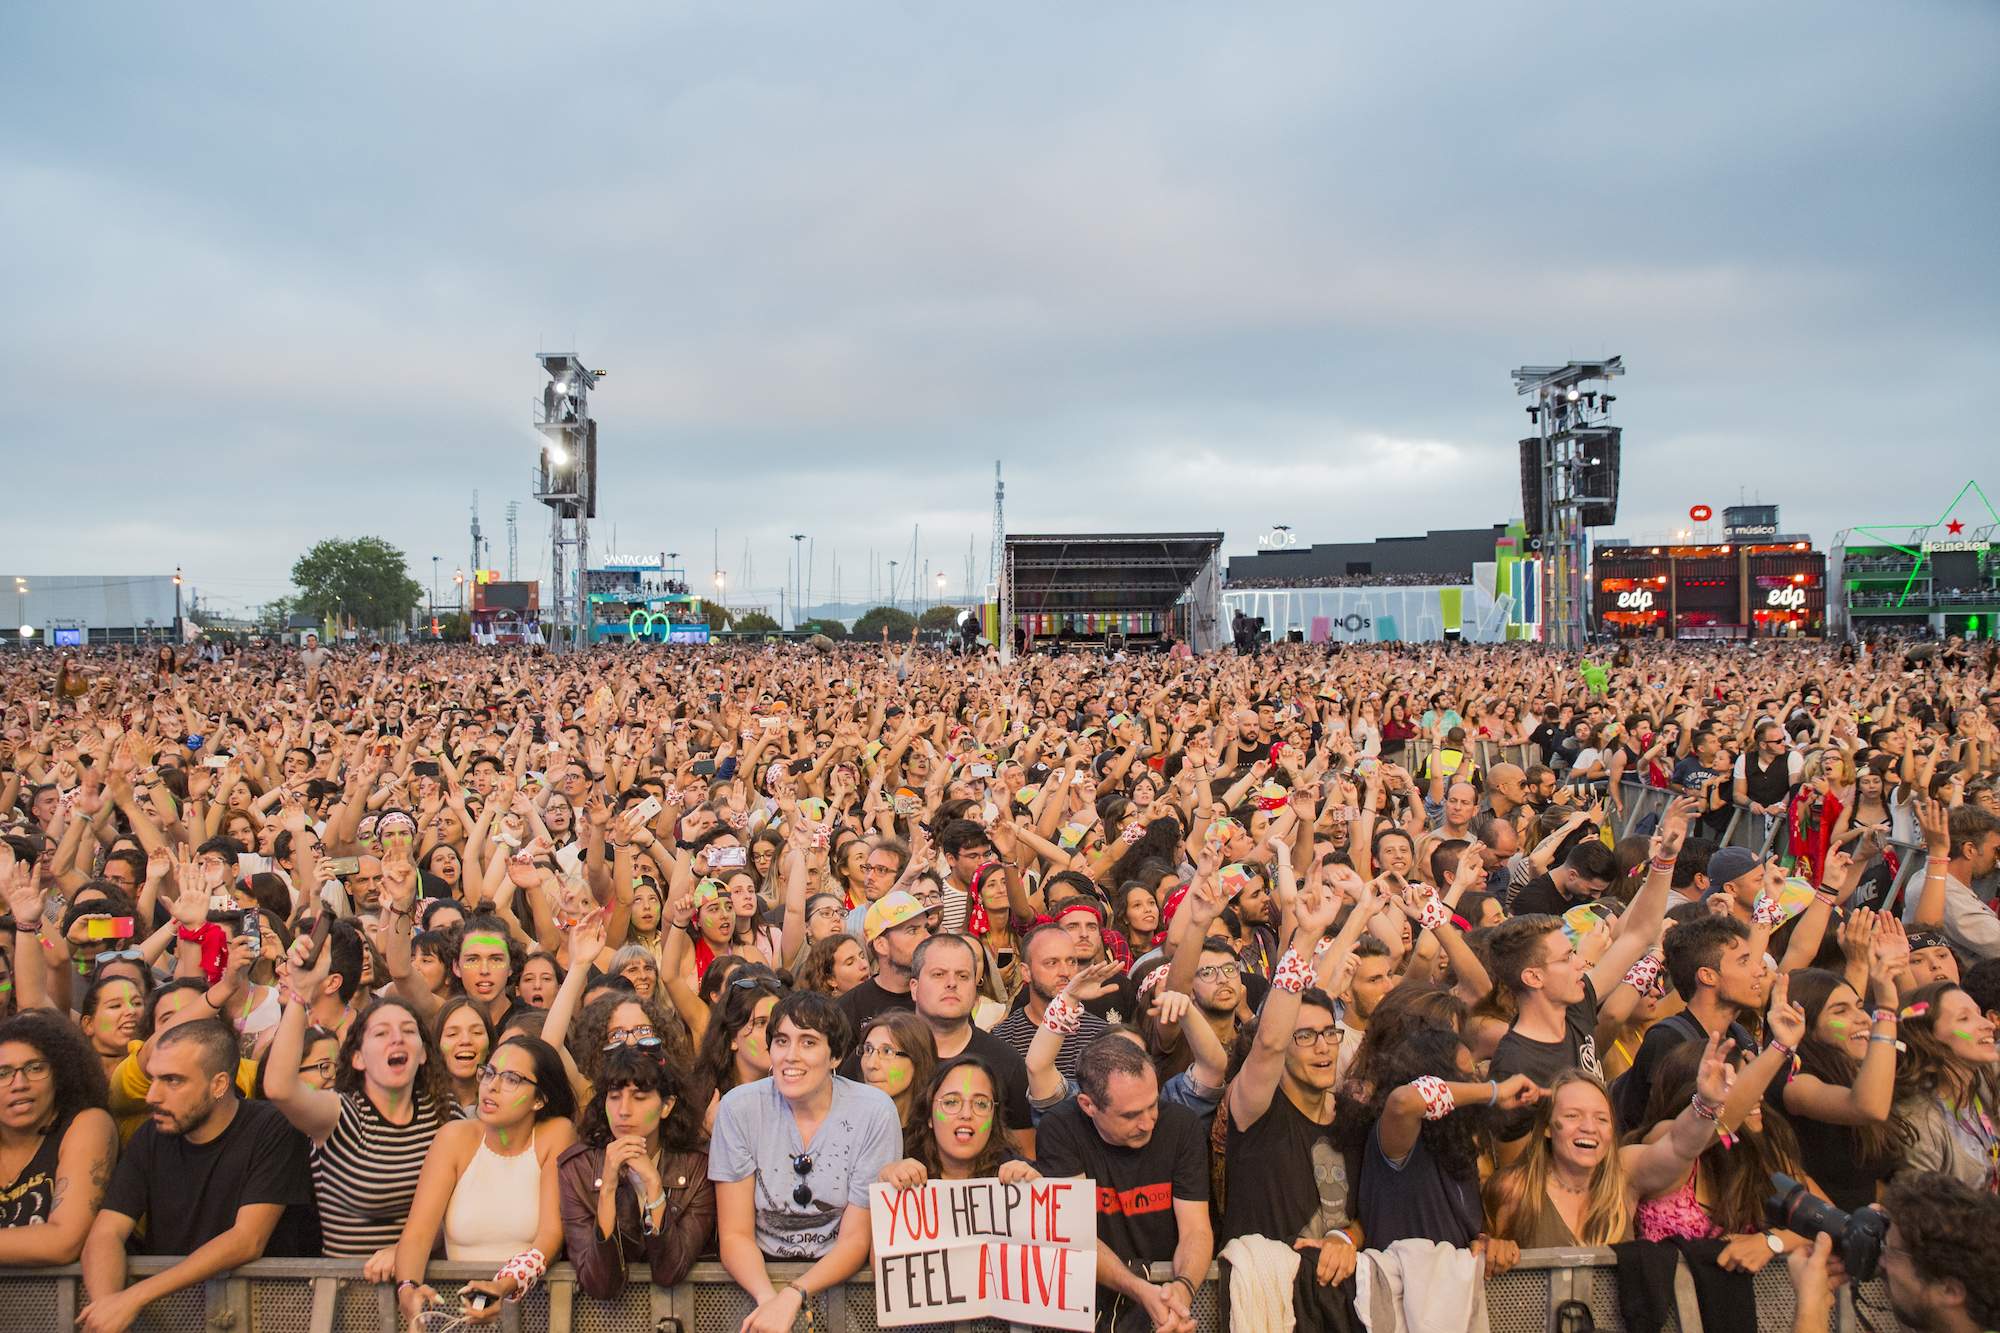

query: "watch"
left=1765, top=1232, right=1784, bottom=1254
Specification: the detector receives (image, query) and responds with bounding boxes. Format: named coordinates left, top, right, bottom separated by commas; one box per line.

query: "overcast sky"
left=3, top=2, right=1994, bottom=621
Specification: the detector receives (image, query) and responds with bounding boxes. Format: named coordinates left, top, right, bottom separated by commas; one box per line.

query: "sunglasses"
left=791, top=1152, right=816, bottom=1207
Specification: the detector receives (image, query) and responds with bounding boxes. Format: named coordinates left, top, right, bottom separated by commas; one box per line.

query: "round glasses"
left=474, top=1065, right=537, bottom=1092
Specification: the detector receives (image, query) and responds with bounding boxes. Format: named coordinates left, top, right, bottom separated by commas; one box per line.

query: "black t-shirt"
left=103, top=1098, right=320, bottom=1257
left=1357, top=1120, right=1480, bottom=1250
left=1221, top=1088, right=1347, bottom=1246
left=1529, top=722, right=1570, bottom=761
left=1613, top=1009, right=1755, bottom=1133
left=1510, top=872, right=1587, bottom=919
left=1037, top=1097, right=1208, bottom=1273
left=1488, top=977, right=1605, bottom=1141
left=835, top=976, right=913, bottom=1035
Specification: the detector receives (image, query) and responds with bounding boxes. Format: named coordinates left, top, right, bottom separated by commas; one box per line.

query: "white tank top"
left=444, top=1126, right=541, bottom=1261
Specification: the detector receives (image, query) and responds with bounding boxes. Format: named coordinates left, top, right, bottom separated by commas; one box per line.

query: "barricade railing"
left=0, top=1249, right=1880, bottom=1333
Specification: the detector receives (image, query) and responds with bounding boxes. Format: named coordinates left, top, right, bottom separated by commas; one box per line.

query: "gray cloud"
left=2, top=1, right=1993, bottom=619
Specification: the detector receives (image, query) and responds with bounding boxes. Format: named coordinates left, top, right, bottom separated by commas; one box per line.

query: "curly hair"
left=1107, top=817, right=1185, bottom=886
left=577, top=1043, right=704, bottom=1154
left=0, top=1011, right=110, bottom=1124
left=904, top=1055, right=1020, bottom=1181
left=332, top=997, right=453, bottom=1127
left=1340, top=983, right=1467, bottom=1097
left=794, top=933, right=861, bottom=996
left=1333, top=1028, right=1482, bottom=1181
left=572, top=990, right=693, bottom=1090
left=695, top=973, right=790, bottom=1098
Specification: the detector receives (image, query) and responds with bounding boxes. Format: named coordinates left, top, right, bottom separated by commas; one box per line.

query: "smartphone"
left=413, top=761, right=441, bottom=778
left=709, top=846, right=747, bottom=869
left=323, top=856, right=361, bottom=877
left=967, top=763, right=993, bottom=779
left=630, top=795, right=663, bottom=823
left=691, top=758, right=716, bottom=777
left=466, top=1291, right=497, bottom=1312
left=208, top=908, right=261, bottom=954
left=302, top=911, right=334, bottom=969
left=707, top=692, right=723, bottom=704
left=86, top=917, right=136, bottom=939
left=203, top=756, right=229, bottom=768
left=892, top=789, right=920, bottom=816
left=759, top=716, right=780, bottom=730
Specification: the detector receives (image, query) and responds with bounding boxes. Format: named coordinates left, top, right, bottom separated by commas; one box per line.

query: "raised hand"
left=1766, top=971, right=1807, bottom=1049
left=1694, top=1027, right=1738, bottom=1111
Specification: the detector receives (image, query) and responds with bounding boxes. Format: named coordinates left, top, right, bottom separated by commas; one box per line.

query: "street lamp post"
left=173, top=568, right=183, bottom=643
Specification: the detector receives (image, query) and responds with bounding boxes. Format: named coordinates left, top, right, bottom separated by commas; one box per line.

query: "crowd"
left=1, top=631, right=1998, bottom=1333
left=1225, top=571, right=1472, bottom=589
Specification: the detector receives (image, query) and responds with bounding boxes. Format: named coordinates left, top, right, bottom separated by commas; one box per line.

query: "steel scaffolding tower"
left=1511, top=356, right=1624, bottom=650
left=506, top=502, right=519, bottom=582
left=991, top=462, right=1009, bottom=663
left=533, top=353, right=604, bottom=652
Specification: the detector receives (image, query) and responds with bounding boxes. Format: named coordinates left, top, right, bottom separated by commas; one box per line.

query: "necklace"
left=1549, top=1173, right=1592, bottom=1197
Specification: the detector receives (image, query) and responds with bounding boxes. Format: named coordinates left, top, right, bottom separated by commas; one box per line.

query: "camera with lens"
left=1765, top=1172, right=1886, bottom=1281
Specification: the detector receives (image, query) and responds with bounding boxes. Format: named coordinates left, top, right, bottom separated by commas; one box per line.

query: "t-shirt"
left=1511, top=872, right=1596, bottom=920
left=707, top=1076, right=902, bottom=1259
left=1222, top=1089, right=1348, bottom=1247
left=1670, top=757, right=1724, bottom=795
left=312, top=1091, right=444, bottom=1256
left=1036, top=1097, right=1208, bottom=1291
left=993, top=1004, right=1109, bottom=1083
left=1488, top=976, right=1605, bottom=1141
left=835, top=976, right=914, bottom=1035
left=298, top=648, right=332, bottom=673
left=1357, top=1120, right=1480, bottom=1250
left=1613, top=1010, right=1754, bottom=1134
left=102, top=1098, right=321, bottom=1258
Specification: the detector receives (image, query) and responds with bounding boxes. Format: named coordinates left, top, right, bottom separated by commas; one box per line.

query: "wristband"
left=1042, top=993, right=1084, bottom=1036
left=1650, top=856, right=1677, bottom=875
left=1689, top=1092, right=1722, bottom=1123
left=1871, top=1008, right=1898, bottom=1025
left=1622, top=954, right=1664, bottom=996
left=1271, top=947, right=1314, bottom=994
left=1416, top=897, right=1449, bottom=931
left=1411, top=1074, right=1455, bottom=1121
left=495, top=1247, right=546, bottom=1299
left=1751, top=894, right=1784, bottom=927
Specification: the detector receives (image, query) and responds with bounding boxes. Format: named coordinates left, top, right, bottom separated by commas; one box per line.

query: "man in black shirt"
left=1486, top=797, right=1689, bottom=1150
left=834, top=890, right=931, bottom=1033
left=80, top=1020, right=317, bottom=1333
left=1527, top=707, right=1571, bottom=770
left=1613, top=916, right=1760, bottom=1131
left=1038, top=1033, right=1212, bottom=1333
left=1511, top=839, right=1618, bottom=919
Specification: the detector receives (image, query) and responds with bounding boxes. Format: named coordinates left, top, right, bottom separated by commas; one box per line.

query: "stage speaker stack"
left=1519, top=438, right=1545, bottom=537
left=1574, top=426, right=1621, bottom=528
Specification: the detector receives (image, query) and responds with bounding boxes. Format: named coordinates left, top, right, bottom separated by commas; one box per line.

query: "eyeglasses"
left=808, top=906, right=846, bottom=923
left=474, top=1065, right=538, bottom=1092
left=1194, top=964, right=1241, bottom=982
left=0, top=1059, right=52, bottom=1086
left=791, top=1152, right=816, bottom=1207
left=935, top=1093, right=995, bottom=1117
left=606, top=1025, right=655, bottom=1045
left=300, top=1060, right=337, bottom=1081
left=860, top=1042, right=908, bottom=1061
left=1291, top=1026, right=1344, bottom=1048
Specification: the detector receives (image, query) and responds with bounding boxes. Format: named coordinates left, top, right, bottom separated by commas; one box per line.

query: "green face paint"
left=1954, top=1028, right=1976, bottom=1041
left=886, top=1067, right=908, bottom=1087
left=935, top=1108, right=951, bottom=1122
left=1826, top=1019, right=1849, bottom=1033
left=464, top=935, right=509, bottom=951
left=979, top=1117, right=992, bottom=1134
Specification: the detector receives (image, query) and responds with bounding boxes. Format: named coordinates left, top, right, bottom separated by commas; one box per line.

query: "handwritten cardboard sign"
left=869, top=1177, right=1097, bottom=1330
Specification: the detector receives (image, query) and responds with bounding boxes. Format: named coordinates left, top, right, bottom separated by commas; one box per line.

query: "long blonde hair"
left=1482, top=1070, right=1632, bottom=1246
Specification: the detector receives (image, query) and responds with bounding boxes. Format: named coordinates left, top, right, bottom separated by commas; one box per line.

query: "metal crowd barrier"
left=0, top=1249, right=1880, bottom=1333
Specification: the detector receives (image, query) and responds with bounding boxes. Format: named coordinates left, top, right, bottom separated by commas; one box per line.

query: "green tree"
left=918, top=604, right=961, bottom=632
left=290, top=537, right=425, bottom=631
left=736, top=612, right=781, bottom=633
left=802, top=618, right=848, bottom=639
left=852, top=605, right=918, bottom=642
left=257, top=596, right=298, bottom=634
left=704, top=604, right=735, bottom=632
left=436, top=612, right=470, bottom=642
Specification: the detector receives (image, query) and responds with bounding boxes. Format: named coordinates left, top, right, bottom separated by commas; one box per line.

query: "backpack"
left=1610, top=1011, right=1754, bottom=1132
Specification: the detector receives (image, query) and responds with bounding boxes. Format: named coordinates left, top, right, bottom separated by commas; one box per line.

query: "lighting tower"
left=470, top=491, right=483, bottom=581
left=533, top=353, right=605, bottom=652
left=1512, top=357, right=1624, bottom=650
left=506, top=502, right=519, bottom=582
left=790, top=534, right=808, bottom=629
left=991, top=462, right=1010, bottom=663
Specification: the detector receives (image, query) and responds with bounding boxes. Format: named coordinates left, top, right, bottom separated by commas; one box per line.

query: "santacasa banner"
left=869, top=1177, right=1096, bottom=1330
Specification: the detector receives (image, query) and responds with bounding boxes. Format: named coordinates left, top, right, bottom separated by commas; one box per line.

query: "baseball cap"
left=864, top=891, right=927, bottom=941
left=1705, top=846, right=1767, bottom=890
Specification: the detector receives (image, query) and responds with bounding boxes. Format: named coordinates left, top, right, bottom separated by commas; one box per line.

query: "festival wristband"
left=1271, top=947, right=1314, bottom=994
left=495, top=1247, right=546, bottom=1299
left=1416, top=897, right=1450, bottom=931
left=1872, top=1008, right=1898, bottom=1025
left=1751, top=894, right=1784, bottom=926
left=1042, top=993, right=1084, bottom=1036
left=1411, top=1074, right=1455, bottom=1121
left=1622, top=954, right=1664, bottom=995
left=1650, top=856, right=1677, bottom=875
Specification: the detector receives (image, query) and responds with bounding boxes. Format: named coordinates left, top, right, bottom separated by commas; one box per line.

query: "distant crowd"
left=1226, top=571, right=1473, bottom=589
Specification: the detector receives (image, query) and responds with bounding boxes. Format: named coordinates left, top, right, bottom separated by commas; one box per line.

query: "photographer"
left=1787, top=1173, right=2000, bottom=1333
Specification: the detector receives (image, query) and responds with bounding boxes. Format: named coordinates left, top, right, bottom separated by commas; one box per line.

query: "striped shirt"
left=310, top=1089, right=443, bottom=1256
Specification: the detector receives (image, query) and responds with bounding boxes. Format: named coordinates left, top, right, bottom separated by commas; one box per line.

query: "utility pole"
left=789, top=535, right=807, bottom=630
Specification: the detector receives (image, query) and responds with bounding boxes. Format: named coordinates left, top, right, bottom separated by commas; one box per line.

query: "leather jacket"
left=556, top=1142, right=715, bottom=1298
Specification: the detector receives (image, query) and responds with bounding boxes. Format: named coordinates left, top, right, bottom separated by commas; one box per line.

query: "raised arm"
left=264, top=938, right=345, bottom=1143
left=1228, top=884, right=1338, bottom=1131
